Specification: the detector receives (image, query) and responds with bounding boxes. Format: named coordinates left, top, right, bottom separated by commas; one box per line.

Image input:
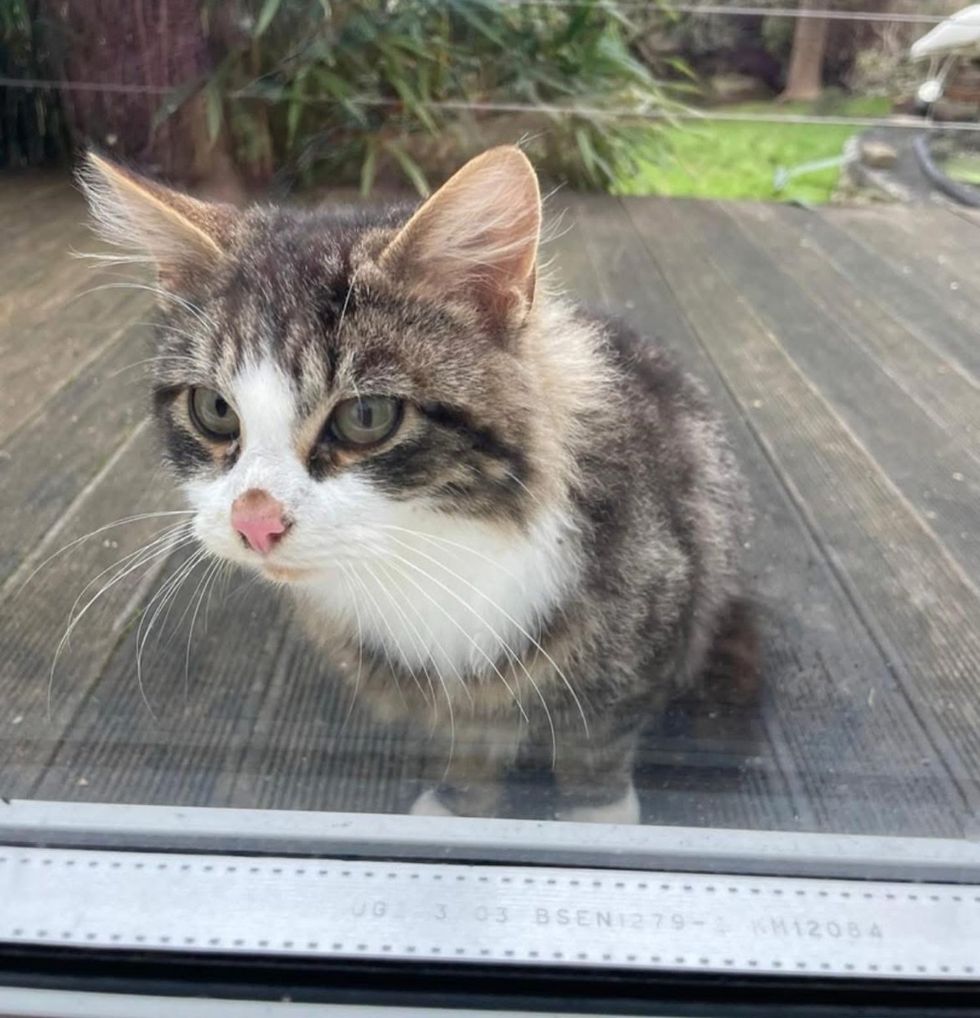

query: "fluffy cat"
left=80, top=146, right=747, bottom=824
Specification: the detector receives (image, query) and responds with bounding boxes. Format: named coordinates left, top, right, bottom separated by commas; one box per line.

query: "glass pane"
left=1, top=0, right=976, bottom=848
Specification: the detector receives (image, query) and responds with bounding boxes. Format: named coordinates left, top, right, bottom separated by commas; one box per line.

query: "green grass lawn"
left=944, top=151, right=980, bottom=185
left=619, top=95, right=892, bottom=204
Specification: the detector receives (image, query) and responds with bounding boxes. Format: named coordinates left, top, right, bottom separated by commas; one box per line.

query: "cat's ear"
left=78, top=151, right=238, bottom=288
left=379, top=146, right=541, bottom=332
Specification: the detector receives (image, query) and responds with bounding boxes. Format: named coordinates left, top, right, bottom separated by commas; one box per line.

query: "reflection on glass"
left=0, top=1, right=976, bottom=845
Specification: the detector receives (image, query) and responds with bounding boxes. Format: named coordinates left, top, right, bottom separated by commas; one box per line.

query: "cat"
left=80, top=145, right=748, bottom=824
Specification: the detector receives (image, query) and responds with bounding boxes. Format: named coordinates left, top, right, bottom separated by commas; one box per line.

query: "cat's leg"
left=409, top=720, right=521, bottom=818
left=552, top=723, right=642, bottom=825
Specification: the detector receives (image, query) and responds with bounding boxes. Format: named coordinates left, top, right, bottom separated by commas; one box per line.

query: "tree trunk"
left=779, top=1, right=831, bottom=102
left=40, top=0, right=244, bottom=198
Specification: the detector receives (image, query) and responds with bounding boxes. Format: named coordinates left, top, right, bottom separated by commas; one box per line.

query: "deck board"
left=0, top=438, right=176, bottom=794
left=615, top=197, right=973, bottom=834
left=559, top=196, right=824, bottom=832
left=777, top=208, right=980, bottom=382
left=695, top=200, right=980, bottom=582
left=828, top=205, right=980, bottom=325
left=625, top=198, right=980, bottom=804
left=0, top=333, right=151, bottom=583
left=1, top=177, right=978, bottom=836
left=724, top=203, right=980, bottom=445
left=0, top=286, right=147, bottom=444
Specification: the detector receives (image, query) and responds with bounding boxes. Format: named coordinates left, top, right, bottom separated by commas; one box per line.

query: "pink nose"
left=231, top=488, right=289, bottom=555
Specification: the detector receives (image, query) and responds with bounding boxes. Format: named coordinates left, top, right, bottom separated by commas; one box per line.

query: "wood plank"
left=223, top=624, right=420, bottom=814
left=0, top=176, right=76, bottom=217
left=919, top=204, right=980, bottom=269
left=940, top=203, right=980, bottom=235
left=829, top=206, right=980, bottom=316
left=0, top=173, right=70, bottom=206
left=548, top=198, right=800, bottom=831
left=845, top=205, right=980, bottom=312
left=623, top=197, right=980, bottom=821
left=726, top=201, right=980, bottom=440
left=0, top=186, right=119, bottom=339
left=3, top=185, right=976, bottom=831
left=0, top=184, right=149, bottom=442
left=782, top=207, right=980, bottom=380
left=1, top=189, right=91, bottom=268
left=31, top=543, right=420, bottom=813
left=0, top=226, right=122, bottom=327
left=0, top=329, right=153, bottom=586
left=684, top=200, right=980, bottom=582
left=0, top=425, right=181, bottom=794
left=559, top=196, right=965, bottom=836
left=31, top=555, right=295, bottom=805
left=0, top=283, right=148, bottom=443
left=823, top=205, right=980, bottom=374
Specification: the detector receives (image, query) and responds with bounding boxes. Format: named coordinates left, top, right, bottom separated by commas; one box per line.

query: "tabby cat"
left=81, top=146, right=747, bottom=823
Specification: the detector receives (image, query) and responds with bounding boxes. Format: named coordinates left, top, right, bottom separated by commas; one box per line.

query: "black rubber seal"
left=2, top=942, right=980, bottom=1016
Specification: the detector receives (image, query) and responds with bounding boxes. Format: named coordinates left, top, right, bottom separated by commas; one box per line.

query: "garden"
left=0, top=0, right=973, bottom=203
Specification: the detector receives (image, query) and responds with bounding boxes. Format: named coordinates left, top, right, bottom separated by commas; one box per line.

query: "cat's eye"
left=329, top=396, right=402, bottom=447
left=188, top=387, right=240, bottom=441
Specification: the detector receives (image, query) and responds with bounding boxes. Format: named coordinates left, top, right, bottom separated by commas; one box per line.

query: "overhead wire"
left=0, top=4, right=970, bottom=130
left=500, top=1, right=949, bottom=23
left=1, top=78, right=974, bottom=131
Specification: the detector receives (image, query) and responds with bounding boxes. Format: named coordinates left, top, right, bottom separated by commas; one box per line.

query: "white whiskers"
left=370, top=558, right=439, bottom=718
left=341, top=564, right=410, bottom=711
left=360, top=560, right=433, bottom=710
left=337, top=564, right=366, bottom=733
left=46, top=519, right=197, bottom=719
left=68, top=280, right=216, bottom=332
left=380, top=529, right=590, bottom=742
left=182, top=557, right=225, bottom=706
left=134, top=546, right=210, bottom=718
left=377, top=555, right=529, bottom=726
left=17, top=509, right=195, bottom=596
left=373, top=522, right=527, bottom=591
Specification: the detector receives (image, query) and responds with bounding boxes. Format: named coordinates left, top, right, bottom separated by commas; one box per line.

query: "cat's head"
left=79, top=148, right=567, bottom=593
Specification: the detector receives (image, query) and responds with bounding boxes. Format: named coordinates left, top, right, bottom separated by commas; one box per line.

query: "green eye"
left=330, top=396, right=402, bottom=447
left=189, top=387, right=240, bottom=440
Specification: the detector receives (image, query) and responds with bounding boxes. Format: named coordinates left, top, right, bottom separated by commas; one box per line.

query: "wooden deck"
left=2, top=175, right=979, bottom=836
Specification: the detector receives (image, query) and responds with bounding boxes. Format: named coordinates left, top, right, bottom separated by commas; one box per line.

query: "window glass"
left=1, top=0, right=976, bottom=848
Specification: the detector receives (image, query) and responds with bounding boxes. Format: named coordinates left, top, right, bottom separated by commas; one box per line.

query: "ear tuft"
left=379, top=146, right=542, bottom=332
left=78, top=151, right=238, bottom=288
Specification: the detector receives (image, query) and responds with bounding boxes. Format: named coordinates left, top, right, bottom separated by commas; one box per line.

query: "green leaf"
left=287, top=97, right=303, bottom=150
left=134, top=0, right=686, bottom=195
left=384, top=141, right=430, bottom=197
left=360, top=139, right=378, bottom=196
left=575, top=126, right=597, bottom=176
left=205, top=82, right=223, bottom=143
left=314, top=68, right=353, bottom=99
left=451, top=2, right=506, bottom=47
left=666, top=56, right=698, bottom=82
left=287, top=69, right=307, bottom=149
left=574, top=126, right=613, bottom=187
left=254, top=0, right=283, bottom=38
left=389, top=75, right=437, bottom=133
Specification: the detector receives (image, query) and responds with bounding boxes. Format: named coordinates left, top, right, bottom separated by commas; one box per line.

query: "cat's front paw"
left=408, top=788, right=458, bottom=817
left=555, top=784, right=641, bottom=825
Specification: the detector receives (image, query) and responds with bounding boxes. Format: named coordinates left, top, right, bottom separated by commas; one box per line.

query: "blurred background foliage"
left=201, top=0, right=686, bottom=193
left=0, top=0, right=685, bottom=193
left=0, top=0, right=967, bottom=201
left=0, top=0, right=71, bottom=168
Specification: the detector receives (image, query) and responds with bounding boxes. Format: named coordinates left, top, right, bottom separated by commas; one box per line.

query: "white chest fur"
left=299, top=505, right=578, bottom=681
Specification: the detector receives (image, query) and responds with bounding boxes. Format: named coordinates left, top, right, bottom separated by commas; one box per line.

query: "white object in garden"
left=911, top=5, right=980, bottom=60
